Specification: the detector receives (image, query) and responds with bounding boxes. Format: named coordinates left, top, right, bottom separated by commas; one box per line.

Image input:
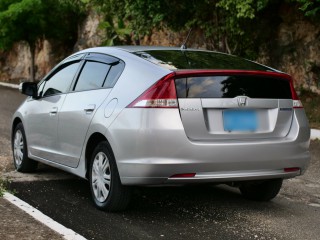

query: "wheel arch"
left=12, top=117, right=23, bottom=141
left=85, top=132, right=115, bottom=179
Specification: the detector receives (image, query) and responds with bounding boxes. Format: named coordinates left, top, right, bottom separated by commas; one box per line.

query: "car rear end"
left=107, top=48, right=310, bottom=186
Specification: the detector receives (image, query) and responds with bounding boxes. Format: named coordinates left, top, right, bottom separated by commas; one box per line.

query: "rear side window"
left=74, top=60, right=125, bottom=91
left=103, top=61, right=125, bottom=88
left=74, top=61, right=110, bottom=91
left=175, top=76, right=292, bottom=99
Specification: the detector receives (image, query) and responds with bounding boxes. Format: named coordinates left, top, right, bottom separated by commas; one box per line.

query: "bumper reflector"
left=170, top=173, right=196, bottom=178
left=284, top=167, right=300, bottom=172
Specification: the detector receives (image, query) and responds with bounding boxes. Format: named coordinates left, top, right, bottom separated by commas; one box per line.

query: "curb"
left=3, top=192, right=87, bottom=240
left=0, top=81, right=319, bottom=140
left=311, top=129, right=320, bottom=140
left=0, top=82, right=19, bottom=89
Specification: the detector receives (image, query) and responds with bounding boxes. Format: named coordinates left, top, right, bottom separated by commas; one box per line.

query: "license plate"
left=223, top=110, right=257, bottom=132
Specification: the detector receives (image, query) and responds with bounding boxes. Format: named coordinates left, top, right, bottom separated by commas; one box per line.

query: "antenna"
left=180, top=28, right=192, bottom=50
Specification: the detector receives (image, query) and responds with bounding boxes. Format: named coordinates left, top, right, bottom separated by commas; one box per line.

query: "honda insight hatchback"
left=12, top=46, right=310, bottom=211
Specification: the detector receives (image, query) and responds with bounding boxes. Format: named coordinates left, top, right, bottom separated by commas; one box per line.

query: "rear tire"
left=239, top=179, right=283, bottom=201
left=12, top=123, right=38, bottom=172
left=89, top=141, right=131, bottom=212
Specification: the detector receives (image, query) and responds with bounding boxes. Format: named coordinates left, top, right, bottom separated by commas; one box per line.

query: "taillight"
left=290, top=79, right=303, bottom=109
left=127, top=73, right=178, bottom=108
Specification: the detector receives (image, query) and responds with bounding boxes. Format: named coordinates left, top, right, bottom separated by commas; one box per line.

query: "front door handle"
left=84, top=104, right=96, bottom=114
left=50, top=107, right=58, bottom=115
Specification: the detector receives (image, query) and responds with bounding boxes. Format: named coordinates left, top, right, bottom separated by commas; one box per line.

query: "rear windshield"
left=134, top=50, right=271, bottom=71
left=175, top=76, right=292, bottom=99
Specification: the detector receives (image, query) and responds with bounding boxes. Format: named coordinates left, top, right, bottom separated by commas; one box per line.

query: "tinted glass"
left=42, top=62, right=80, bottom=97
left=134, top=50, right=270, bottom=71
left=62, top=53, right=85, bottom=63
left=103, top=61, right=125, bottom=88
left=175, top=76, right=292, bottom=99
left=75, top=61, right=110, bottom=91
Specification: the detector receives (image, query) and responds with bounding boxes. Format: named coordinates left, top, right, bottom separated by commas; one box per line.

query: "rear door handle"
left=84, top=104, right=96, bottom=114
left=49, top=107, right=58, bottom=115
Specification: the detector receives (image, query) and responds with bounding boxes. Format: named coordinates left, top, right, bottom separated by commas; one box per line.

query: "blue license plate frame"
left=223, top=110, right=257, bottom=132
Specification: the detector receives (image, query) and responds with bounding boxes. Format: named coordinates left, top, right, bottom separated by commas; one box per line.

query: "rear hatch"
left=132, top=49, right=298, bottom=141
left=174, top=70, right=294, bottom=141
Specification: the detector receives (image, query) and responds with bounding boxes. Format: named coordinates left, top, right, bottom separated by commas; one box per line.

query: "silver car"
left=12, top=46, right=310, bottom=211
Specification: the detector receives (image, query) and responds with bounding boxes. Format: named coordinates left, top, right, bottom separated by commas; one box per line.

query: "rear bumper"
left=116, top=151, right=309, bottom=185
left=107, top=108, right=310, bottom=185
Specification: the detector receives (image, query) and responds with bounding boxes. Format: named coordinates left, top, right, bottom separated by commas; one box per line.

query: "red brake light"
left=127, top=73, right=178, bottom=108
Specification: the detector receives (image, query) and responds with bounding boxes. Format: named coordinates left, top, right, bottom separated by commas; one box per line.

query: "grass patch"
left=0, top=177, right=8, bottom=197
left=299, top=89, right=320, bottom=129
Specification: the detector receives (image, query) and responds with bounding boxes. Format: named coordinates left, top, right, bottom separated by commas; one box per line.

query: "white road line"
left=3, top=192, right=87, bottom=240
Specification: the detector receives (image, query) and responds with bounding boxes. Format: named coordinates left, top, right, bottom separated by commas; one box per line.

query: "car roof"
left=110, top=45, right=209, bottom=52
left=74, top=46, right=282, bottom=73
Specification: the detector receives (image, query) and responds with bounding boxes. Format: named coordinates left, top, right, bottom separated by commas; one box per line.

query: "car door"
left=56, top=53, right=124, bottom=167
left=26, top=59, right=82, bottom=162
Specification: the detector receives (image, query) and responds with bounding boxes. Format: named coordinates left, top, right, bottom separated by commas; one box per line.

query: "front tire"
left=89, top=141, right=131, bottom=212
left=239, top=179, right=283, bottom=201
left=12, top=122, right=38, bottom=172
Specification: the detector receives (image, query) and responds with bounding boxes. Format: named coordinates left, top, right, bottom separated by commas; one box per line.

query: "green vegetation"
left=91, top=0, right=271, bottom=58
left=0, top=0, right=86, bottom=81
left=297, top=0, right=320, bottom=17
left=0, top=178, right=8, bottom=197
left=91, top=0, right=320, bottom=59
left=300, top=89, right=320, bottom=129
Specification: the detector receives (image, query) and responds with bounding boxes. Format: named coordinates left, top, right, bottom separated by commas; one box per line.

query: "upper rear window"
left=175, top=75, right=292, bottom=99
left=134, top=50, right=271, bottom=71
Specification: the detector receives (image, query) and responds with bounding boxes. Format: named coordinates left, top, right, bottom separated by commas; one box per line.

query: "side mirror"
left=19, top=82, right=38, bottom=98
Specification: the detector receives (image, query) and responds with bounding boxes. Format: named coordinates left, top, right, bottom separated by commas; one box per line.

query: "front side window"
left=74, top=61, right=111, bottom=91
left=42, top=62, right=80, bottom=97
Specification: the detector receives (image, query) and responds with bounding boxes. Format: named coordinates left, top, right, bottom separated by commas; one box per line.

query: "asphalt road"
left=1, top=86, right=320, bottom=240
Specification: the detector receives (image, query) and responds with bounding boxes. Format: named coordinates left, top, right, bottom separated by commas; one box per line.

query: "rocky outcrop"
left=0, top=42, right=30, bottom=84
left=257, top=8, right=320, bottom=93
left=74, top=11, right=106, bottom=51
left=0, top=40, right=62, bottom=83
left=0, top=10, right=105, bottom=83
